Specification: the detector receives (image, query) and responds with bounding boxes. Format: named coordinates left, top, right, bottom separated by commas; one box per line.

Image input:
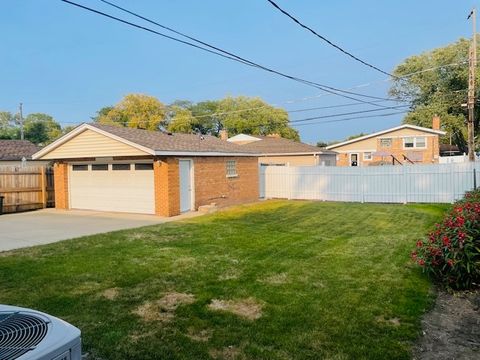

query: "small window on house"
left=92, top=164, right=108, bottom=171
left=363, top=152, right=372, bottom=161
left=226, top=160, right=237, bottom=177
left=380, top=138, right=392, bottom=147
left=415, top=137, right=426, bottom=148
left=112, top=163, right=131, bottom=171
left=135, top=163, right=154, bottom=170
left=72, top=164, right=88, bottom=171
left=404, top=137, right=415, bottom=148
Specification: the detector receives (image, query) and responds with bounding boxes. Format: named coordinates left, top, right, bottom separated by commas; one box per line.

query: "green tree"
left=389, top=38, right=475, bottom=151
left=24, top=113, right=62, bottom=145
left=95, top=94, right=166, bottom=130
left=217, top=96, right=299, bottom=140
left=0, top=111, right=18, bottom=139
left=167, top=107, right=198, bottom=134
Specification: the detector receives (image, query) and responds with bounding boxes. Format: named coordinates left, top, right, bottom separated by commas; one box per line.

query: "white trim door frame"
left=349, top=153, right=359, bottom=167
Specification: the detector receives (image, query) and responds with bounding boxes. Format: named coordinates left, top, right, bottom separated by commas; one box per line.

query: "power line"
left=289, top=105, right=410, bottom=124
left=60, top=0, right=400, bottom=109
left=96, top=0, right=401, bottom=105
left=265, top=0, right=394, bottom=78
left=291, top=110, right=410, bottom=127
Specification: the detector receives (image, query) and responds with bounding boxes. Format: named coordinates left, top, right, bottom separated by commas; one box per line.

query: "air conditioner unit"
left=0, top=304, right=81, bottom=360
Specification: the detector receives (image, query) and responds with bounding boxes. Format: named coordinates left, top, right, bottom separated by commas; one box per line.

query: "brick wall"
left=154, top=157, right=180, bottom=217
left=193, top=156, right=259, bottom=209
left=53, top=162, right=69, bottom=209
left=336, top=136, right=440, bottom=167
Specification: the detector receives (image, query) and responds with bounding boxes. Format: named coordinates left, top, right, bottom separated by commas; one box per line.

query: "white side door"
left=179, top=160, right=193, bottom=212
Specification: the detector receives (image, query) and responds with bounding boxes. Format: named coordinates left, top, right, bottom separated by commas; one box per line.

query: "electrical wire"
left=291, top=110, right=410, bottom=127
left=265, top=0, right=395, bottom=78
left=60, top=0, right=401, bottom=109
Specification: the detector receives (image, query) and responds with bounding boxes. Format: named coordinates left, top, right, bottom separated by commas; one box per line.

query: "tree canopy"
left=94, top=94, right=166, bottom=131
left=0, top=111, right=64, bottom=145
left=389, top=38, right=476, bottom=151
left=165, top=96, right=299, bottom=140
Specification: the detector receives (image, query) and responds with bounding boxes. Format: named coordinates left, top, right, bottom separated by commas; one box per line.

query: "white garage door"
left=69, top=163, right=155, bottom=214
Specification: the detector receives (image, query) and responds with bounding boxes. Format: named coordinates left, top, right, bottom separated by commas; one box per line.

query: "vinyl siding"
left=41, top=129, right=149, bottom=159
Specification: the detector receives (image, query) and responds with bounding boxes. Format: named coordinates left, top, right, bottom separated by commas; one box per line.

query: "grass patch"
left=0, top=200, right=448, bottom=359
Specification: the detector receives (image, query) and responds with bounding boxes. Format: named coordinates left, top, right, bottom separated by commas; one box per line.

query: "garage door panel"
left=69, top=164, right=155, bottom=214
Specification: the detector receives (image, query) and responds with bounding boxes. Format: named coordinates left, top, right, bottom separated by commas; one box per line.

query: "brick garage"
left=33, top=123, right=259, bottom=217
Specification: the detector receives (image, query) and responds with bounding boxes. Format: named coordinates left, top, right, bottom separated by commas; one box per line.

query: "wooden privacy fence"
left=260, top=162, right=480, bottom=204
left=0, top=166, right=54, bottom=213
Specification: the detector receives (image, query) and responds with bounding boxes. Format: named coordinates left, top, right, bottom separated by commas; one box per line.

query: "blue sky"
left=0, top=0, right=475, bottom=143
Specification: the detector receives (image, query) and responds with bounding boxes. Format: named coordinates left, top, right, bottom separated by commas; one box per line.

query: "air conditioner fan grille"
left=0, top=311, right=49, bottom=360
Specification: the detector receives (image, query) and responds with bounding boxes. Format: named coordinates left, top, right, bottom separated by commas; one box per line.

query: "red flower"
left=447, top=259, right=454, bottom=267
left=416, top=240, right=423, bottom=247
left=442, top=236, right=451, bottom=247
left=418, top=259, right=425, bottom=266
left=458, top=231, right=466, bottom=240
left=457, top=217, right=465, bottom=226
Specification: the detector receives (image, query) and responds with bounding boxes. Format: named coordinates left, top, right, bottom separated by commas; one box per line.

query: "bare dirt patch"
left=219, top=268, right=241, bottom=281
left=260, top=273, right=288, bottom=285
left=209, top=345, right=244, bottom=360
left=375, top=315, right=401, bottom=327
left=101, top=287, right=120, bottom=300
left=413, top=290, right=480, bottom=360
left=133, top=292, right=195, bottom=322
left=208, top=298, right=263, bottom=320
left=186, top=327, right=212, bottom=342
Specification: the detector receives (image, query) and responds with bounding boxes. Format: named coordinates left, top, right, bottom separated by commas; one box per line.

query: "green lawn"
left=0, top=201, right=448, bottom=359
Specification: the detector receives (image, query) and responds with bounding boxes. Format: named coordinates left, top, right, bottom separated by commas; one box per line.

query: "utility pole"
left=18, top=102, right=24, bottom=140
left=468, top=8, right=476, bottom=161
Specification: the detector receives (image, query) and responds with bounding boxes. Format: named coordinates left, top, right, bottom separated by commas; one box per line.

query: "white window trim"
left=363, top=152, right=373, bottom=161
left=403, top=136, right=427, bottom=150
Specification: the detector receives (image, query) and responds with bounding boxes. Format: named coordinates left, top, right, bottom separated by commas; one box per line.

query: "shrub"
left=412, top=189, right=480, bottom=289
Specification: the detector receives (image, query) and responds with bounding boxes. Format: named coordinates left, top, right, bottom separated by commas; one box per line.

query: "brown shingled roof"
left=90, top=123, right=255, bottom=154
left=0, top=140, right=40, bottom=160
left=230, top=135, right=336, bottom=155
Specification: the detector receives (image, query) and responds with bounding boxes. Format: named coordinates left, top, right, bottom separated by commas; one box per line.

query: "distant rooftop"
left=0, top=140, right=40, bottom=160
left=228, top=134, right=336, bottom=155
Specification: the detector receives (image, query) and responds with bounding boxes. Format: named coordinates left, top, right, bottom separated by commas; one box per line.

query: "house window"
left=380, top=138, right=392, bottom=147
left=415, top=137, right=426, bottom=148
left=363, top=152, right=372, bottom=161
left=226, top=160, right=237, bottom=177
left=72, top=164, right=88, bottom=171
left=112, top=163, right=131, bottom=171
left=92, top=164, right=108, bottom=171
left=135, top=163, right=153, bottom=170
left=403, top=137, right=426, bottom=149
left=404, top=137, right=415, bottom=148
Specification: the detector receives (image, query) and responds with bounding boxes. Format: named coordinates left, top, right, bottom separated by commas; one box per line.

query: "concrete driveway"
left=0, top=209, right=200, bottom=252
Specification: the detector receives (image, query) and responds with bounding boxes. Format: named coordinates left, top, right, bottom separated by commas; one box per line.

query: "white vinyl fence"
left=260, top=162, right=480, bottom=204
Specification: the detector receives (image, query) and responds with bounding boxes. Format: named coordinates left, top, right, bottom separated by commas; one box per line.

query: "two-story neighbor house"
left=326, top=116, right=446, bottom=166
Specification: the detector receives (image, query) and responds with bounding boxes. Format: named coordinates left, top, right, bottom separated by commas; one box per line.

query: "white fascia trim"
left=32, top=123, right=156, bottom=159
left=325, top=124, right=446, bottom=150
left=258, top=152, right=335, bottom=156
left=334, top=149, right=377, bottom=154
left=154, top=151, right=258, bottom=157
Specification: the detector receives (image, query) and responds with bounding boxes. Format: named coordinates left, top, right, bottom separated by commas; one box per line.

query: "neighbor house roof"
left=0, top=140, right=40, bottom=161
left=227, top=134, right=336, bottom=156
left=33, top=123, right=257, bottom=159
left=325, top=124, right=446, bottom=150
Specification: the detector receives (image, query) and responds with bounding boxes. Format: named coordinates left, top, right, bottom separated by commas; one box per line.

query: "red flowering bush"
left=412, top=189, right=480, bottom=289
